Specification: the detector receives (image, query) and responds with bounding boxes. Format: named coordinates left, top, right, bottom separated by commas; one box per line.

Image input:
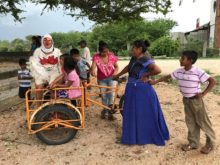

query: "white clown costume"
left=29, top=34, right=62, bottom=85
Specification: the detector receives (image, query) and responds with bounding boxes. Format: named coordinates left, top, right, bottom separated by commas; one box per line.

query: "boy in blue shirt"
left=70, top=48, right=91, bottom=82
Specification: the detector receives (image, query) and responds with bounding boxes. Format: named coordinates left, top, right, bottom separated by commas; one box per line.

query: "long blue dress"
left=122, top=56, right=169, bottom=145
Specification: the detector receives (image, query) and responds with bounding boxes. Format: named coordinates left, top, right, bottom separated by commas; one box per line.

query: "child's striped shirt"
left=171, top=66, right=210, bottom=98
left=18, top=69, right=32, bottom=87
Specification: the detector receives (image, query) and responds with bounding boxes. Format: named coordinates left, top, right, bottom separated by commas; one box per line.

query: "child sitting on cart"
left=50, top=56, right=81, bottom=106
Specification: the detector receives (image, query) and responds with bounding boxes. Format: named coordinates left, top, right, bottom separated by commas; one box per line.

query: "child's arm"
left=149, top=75, right=172, bottom=85
left=112, top=65, right=128, bottom=80
left=141, top=63, right=161, bottom=82
left=197, top=77, right=216, bottom=97
left=91, top=61, right=97, bottom=77
left=85, top=62, right=91, bottom=70
left=113, top=62, right=119, bottom=76
left=18, top=73, right=22, bottom=80
left=18, top=74, right=32, bottom=80
left=49, top=74, right=65, bottom=88
left=55, top=80, right=72, bottom=88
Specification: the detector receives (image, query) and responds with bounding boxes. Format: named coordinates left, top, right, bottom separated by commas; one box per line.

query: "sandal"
left=200, top=145, right=213, bottom=154
left=107, top=112, right=115, bottom=121
left=115, top=137, right=122, bottom=144
left=101, top=109, right=107, bottom=119
left=181, top=144, right=197, bottom=151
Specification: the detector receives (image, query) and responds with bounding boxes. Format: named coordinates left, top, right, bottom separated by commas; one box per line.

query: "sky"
left=0, top=0, right=212, bottom=41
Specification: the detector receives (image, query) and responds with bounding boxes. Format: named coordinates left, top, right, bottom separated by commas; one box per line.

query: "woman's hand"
left=140, top=72, right=150, bottom=83
left=141, top=75, right=149, bottom=83
left=91, top=70, right=97, bottom=77
left=112, top=74, right=119, bottom=80
left=148, top=79, right=157, bottom=85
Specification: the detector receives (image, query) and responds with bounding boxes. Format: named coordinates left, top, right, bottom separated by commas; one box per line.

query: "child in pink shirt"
left=52, top=56, right=81, bottom=106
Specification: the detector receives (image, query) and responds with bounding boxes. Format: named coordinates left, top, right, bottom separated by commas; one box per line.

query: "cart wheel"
left=119, top=95, right=124, bottom=116
left=34, top=104, right=80, bottom=145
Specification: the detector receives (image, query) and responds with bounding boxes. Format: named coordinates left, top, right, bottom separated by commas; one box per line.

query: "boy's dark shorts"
left=19, top=87, right=31, bottom=99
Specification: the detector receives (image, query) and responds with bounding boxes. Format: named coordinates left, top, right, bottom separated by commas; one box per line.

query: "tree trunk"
left=126, top=41, right=130, bottom=51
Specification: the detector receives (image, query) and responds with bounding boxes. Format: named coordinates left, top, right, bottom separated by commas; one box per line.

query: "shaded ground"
left=0, top=62, right=19, bottom=73
left=0, top=83, right=220, bottom=165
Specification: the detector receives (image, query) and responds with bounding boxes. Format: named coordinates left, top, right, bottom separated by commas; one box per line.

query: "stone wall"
left=0, top=52, right=30, bottom=62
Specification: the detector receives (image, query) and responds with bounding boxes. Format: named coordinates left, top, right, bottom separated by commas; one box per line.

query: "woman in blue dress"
left=114, top=40, right=169, bottom=145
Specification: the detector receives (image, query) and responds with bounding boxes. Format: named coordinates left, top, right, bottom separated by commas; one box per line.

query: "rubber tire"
left=34, top=104, right=79, bottom=145
left=119, top=95, right=124, bottom=116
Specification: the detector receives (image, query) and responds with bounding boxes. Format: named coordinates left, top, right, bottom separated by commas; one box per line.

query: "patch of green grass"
left=204, top=69, right=213, bottom=75
left=212, top=76, right=220, bottom=95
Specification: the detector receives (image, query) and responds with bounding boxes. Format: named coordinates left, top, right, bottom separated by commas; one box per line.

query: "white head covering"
left=41, top=34, right=54, bottom=54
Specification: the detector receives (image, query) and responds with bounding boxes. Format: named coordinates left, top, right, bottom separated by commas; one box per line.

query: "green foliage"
left=145, top=19, right=177, bottom=41
left=0, top=18, right=176, bottom=55
left=0, top=40, right=10, bottom=52
left=89, top=19, right=176, bottom=54
left=51, top=31, right=90, bottom=52
left=204, top=69, right=213, bottom=75
left=0, top=0, right=25, bottom=22
left=212, top=76, right=220, bottom=95
left=0, top=38, right=30, bottom=52
left=0, top=0, right=172, bottom=23
left=10, top=38, right=30, bottom=51
left=149, top=36, right=180, bottom=56
left=206, top=48, right=220, bottom=57
left=117, top=50, right=130, bottom=57
left=183, top=39, right=203, bottom=56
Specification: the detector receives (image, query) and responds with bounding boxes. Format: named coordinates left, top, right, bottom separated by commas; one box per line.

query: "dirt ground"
left=0, top=60, right=220, bottom=165
left=1, top=58, right=220, bottom=75
left=119, top=59, right=220, bottom=76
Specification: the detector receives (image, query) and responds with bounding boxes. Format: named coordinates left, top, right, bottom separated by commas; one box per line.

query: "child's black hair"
left=19, top=58, right=27, bottom=65
left=133, top=39, right=150, bottom=53
left=63, top=56, right=78, bottom=73
left=32, top=36, right=37, bottom=40
left=182, top=50, right=198, bottom=64
left=70, top=48, right=80, bottom=56
left=60, top=53, right=69, bottom=59
left=36, top=35, right=42, bottom=47
left=98, top=41, right=108, bottom=53
left=79, top=40, right=87, bottom=46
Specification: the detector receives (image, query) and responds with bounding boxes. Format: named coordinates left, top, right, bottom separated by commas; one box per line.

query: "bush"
left=117, top=50, right=130, bottom=56
left=183, top=39, right=203, bottom=56
left=0, top=46, right=9, bottom=52
left=149, top=36, right=179, bottom=57
left=206, top=48, right=220, bottom=57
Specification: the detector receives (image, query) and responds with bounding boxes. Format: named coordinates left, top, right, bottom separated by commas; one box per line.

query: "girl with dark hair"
left=113, top=39, right=169, bottom=145
left=52, top=56, right=81, bottom=106
left=91, top=41, right=119, bottom=119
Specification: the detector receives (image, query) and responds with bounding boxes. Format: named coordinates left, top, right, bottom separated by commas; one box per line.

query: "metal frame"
left=25, top=78, right=124, bottom=135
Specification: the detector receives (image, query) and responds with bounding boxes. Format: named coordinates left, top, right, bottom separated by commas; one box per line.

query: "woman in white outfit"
left=29, top=34, right=62, bottom=104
